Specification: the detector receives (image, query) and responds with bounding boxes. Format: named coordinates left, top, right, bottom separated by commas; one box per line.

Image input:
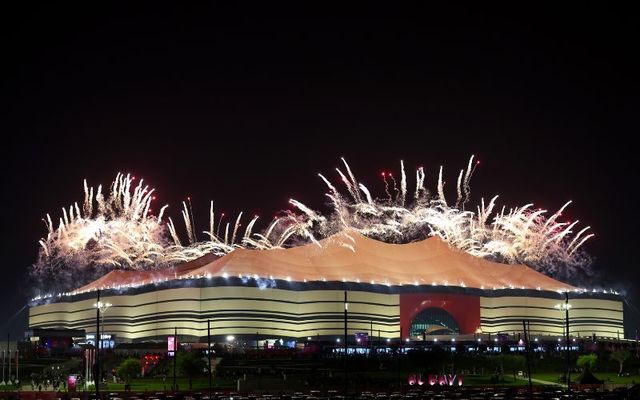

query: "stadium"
left=28, top=230, right=624, bottom=345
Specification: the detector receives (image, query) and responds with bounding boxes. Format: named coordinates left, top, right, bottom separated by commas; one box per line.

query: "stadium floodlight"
left=94, top=301, right=113, bottom=314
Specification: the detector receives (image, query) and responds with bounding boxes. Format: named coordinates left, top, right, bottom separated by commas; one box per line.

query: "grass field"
left=7, top=377, right=237, bottom=393
left=532, top=372, right=639, bottom=385
left=105, top=377, right=237, bottom=391
left=463, top=375, right=530, bottom=387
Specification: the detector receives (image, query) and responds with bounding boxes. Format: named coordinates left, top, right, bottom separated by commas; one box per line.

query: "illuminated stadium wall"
left=29, top=278, right=624, bottom=342
left=480, top=296, right=623, bottom=338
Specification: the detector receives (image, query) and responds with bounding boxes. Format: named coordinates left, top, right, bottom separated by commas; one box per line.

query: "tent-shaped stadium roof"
left=76, top=231, right=574, bottom=293
left=74, top=252, right=217, bottom=293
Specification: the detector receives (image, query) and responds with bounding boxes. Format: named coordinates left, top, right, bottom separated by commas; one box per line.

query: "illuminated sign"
left=86, top=334, right=112, bottom=340
left=67, top=375, right=77, bottom=391
left=168, top=336, right=176, bottom=356
left=408, top=373, right=463, bottom=386
left=85, top=334, right=115, bottom=349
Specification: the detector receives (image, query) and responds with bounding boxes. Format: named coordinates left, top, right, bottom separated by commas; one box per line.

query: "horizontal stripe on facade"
left=31, top=308, right=400, bottom=322
left=29, top=321, right=401, bottom=336
left=35, top=301, right=619, bottom=317
left=31, top=314, right=401, bottom=329
left=30, top=298, right=399, bottom=318
left=30, top=277, right=621, bottom=307
left=480, top=305, right=622, bottom=313
left=480, top=315, right=622, bottom=323
left=480, top=319, right=623, bottom=328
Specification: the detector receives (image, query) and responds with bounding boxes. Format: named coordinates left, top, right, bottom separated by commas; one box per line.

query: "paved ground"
left=517, top=376, right=566, bottom=387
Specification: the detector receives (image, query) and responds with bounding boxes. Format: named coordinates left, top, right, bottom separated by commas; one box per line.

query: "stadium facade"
left=29, top=231, right=624, bottom=343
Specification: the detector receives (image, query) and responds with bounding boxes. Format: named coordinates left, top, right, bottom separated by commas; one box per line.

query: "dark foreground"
left=3, top=386, right=640, bottom=400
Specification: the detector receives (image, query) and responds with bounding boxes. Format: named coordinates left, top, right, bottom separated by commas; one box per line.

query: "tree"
left=176, top=351, right=207, bottom=390
left=610, top=349, right=631, bottom=374
left=576, top=354, right=597, bottom=372
left=499, top=354, right=526, bottom=381
left=116, top=358, right=141, bottom=386
left=576, top=354, right=604, bottom=385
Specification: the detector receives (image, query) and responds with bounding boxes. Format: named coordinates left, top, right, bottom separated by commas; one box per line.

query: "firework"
left=33, top=156, right=593, bottom=293
left=287, top=156, right=592, bottom=277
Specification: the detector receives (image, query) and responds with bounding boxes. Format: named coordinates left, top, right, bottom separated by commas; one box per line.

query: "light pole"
left=370, top=320, right=373, bottom=356
left=93, top=292, right=112, bottom=399
left=555, top=293, right=572, bottom=394
left=173, top=327, right=177, bottom=392
left=15, top=349, right=18, bottom=387
left=522, top=320, right=532, bottom=395
left=207, top=320, right=212, bottom=400
left=6, top=334, right=10, bottom=386
left=343, top=290, right=348, bottom=397
left=94, top=290, right=100, bottom=400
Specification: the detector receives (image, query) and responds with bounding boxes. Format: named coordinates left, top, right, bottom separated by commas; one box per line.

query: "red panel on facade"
left=400, top=293, right=480, bottom=336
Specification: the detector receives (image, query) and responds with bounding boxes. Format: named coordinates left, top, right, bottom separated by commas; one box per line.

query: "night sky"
left=1, top=4, right=638, bottom=339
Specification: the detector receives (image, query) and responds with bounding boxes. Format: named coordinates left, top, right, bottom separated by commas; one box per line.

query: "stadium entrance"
left=409, top=307, right=460, bottom=339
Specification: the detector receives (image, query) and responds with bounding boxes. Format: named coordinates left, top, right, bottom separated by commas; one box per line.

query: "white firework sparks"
left=285, top=156, right=592, bottom=277
left=33, top=156, right=593, bottom=293
left=33, top=173, right=310, bottom=291
left=36, top=173, right=167, bottom=270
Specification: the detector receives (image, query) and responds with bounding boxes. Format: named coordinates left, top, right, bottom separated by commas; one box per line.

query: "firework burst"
left=286, top=156, right=593, bottom=277
left=33, top=156, right=593, bottom=293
